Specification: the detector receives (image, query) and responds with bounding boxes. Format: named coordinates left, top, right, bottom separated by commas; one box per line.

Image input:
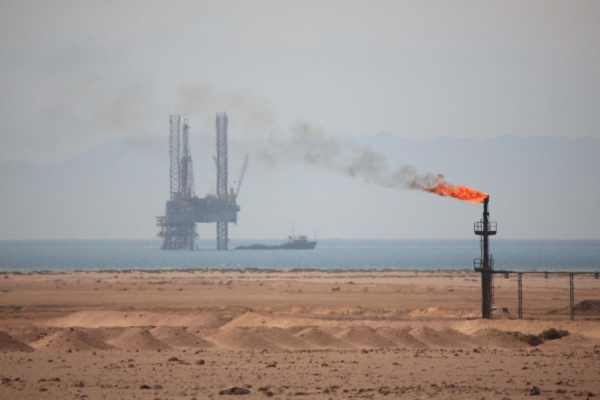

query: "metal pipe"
left=518, top=273, right=523, bottom=319
left=483, top=196, right=489, bottom=268
left=570, top=273, right=575, bottom=321
left=481, top=196, right=492, bottom=319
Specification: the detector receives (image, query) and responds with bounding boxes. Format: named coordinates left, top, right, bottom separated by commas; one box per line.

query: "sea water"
left=0, top=239, right=599, bottom=271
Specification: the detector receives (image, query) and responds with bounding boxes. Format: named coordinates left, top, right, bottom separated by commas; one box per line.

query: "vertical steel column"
left=164, top=224, right=195, bottom=250
left=491, top=273, right=494, bottom=305
left=482, top=271, right=492, bottom=318
left=180, top=118, right=195, bottom=198
left=481, top=197, right=492, bottom=319
left=169, top=115, right=181, bottom=201
left=518, top=273, right=523, bottom=320
left=216, top=112, right=229, bottom=250
left=570, top=273, right=575, bottom=321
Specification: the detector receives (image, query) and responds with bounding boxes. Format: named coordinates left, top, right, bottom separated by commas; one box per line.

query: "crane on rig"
left=233, top=154, right=249, bottom=200
left=229, top=155, right=249, bottom=200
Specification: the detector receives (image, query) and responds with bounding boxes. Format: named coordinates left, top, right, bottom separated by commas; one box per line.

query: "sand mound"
left=376, top=327, right=428, bottom=349
left=150, top=326, right=213, bottom=348
left=33, top=328, right=115, bottom=351
left=440, top=327, right=480, bottom=346
left=209, top=327, right=281, bottom=350
left=246, top=326, right=312, bottom=349
left=285, top=325, right=313, bottom=335
left=409, top=326, right=474, bottom=349
left=84, top=327, right=126, bottom=342
left=107, top=327, right=170, bottom=351
left=0, top=331, right=34, bottom=352
left=473, top=329, right=529, bottom=349
left=334, top=326, right=397, bottom=349
left=220, top=312, right=310, bottom=331
left=6, top=326, right=60, bottom=344
left=294, top=327, right=353, bottom=349
left=192, top=315, right=234, bottom=329
left=187, top=327, right=221, bottom=339
left=45, top=310, right=234, bottom=328
left=214, top=312, right=275, bottom=329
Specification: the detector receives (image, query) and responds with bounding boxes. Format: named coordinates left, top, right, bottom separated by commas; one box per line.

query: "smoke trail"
left=264, top=120, right=437, bottom=189
left=174, top=87, right=487, bottom=202
left=176, top=86, right=278, bottom=138
left=261, top=120, right=487, bottom=203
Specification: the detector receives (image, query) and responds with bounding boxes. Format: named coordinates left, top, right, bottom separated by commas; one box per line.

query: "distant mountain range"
left=0, top=134, right=598, bottom=240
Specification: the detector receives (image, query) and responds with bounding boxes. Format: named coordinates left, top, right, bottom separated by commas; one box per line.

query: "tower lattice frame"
left=216, top=113, right=229, bottom=250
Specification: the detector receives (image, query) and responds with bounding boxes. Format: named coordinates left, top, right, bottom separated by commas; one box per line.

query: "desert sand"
left=0, top=269, right=599, bottom=399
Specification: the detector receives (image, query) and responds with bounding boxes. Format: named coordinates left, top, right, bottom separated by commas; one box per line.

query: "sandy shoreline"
left=1, top=270, right=599, bottom=399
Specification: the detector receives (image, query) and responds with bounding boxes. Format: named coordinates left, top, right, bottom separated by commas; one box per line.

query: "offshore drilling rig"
left=157, top=113, right=240, bottom=250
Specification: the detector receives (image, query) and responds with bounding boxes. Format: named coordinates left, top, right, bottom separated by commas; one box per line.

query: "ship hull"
left=235, top=241, right=317, bottom=250
left=278, top=241, right=317, bottom=250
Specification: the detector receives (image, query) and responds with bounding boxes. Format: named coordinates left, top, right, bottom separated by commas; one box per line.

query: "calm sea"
left=0, top=239, right=599, bottom=272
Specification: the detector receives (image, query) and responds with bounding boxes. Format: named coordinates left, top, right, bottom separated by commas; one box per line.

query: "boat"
left=235, top=229, right=317, bottom=250
left=278, top=234, right=317, bottom=250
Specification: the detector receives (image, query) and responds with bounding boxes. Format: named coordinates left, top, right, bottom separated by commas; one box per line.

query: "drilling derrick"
left=158, top=116, right=197, bottom=250
left=169, top=115, right=181, bottom=201
left=158, top=113, right=240, bottom=251
left=216, top=112, right=229, bottom=250
left=180, top=118, right=195, bottom=198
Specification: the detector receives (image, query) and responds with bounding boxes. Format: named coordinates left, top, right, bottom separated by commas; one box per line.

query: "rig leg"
left=162, top=223, right=196, bottom=251
left=215, top=112, right=229, bottom=251
left=217, top=222, right=228, bottom=250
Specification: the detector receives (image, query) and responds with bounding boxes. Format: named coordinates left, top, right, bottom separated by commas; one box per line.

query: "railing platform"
left=474, top=221, right=497, bottom=235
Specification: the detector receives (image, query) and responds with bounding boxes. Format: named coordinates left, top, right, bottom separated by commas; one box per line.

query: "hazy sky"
left=1, top=1, right=599, bottom=166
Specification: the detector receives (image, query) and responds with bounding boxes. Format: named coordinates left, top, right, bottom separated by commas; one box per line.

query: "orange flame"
left=424, top=175, right=487, bottom=203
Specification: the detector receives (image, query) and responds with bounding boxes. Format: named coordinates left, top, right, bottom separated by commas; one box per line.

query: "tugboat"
left=278, top=233, right=317, bottom=250
left=235, top=226, right=317, bottom=250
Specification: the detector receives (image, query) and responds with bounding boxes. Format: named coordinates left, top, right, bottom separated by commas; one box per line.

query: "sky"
left=1, top=1, right=600, bottom=166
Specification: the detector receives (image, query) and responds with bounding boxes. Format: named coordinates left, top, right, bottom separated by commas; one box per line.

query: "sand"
left=0, top=269, right=599, bottom=399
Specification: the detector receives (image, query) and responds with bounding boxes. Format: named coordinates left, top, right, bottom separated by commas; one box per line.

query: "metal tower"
left=169, top=115, right=181, bottom=201
left=158, top=115, right=197, bottom=250
left=474, top=196, right=497, bottom=319
left=216, top=112, right=229, bottom=250
left=180, top=118, right=195, bottom=198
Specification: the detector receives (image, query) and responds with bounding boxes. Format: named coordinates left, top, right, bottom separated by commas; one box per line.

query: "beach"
left=1, top=269, right=599, bottom=399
